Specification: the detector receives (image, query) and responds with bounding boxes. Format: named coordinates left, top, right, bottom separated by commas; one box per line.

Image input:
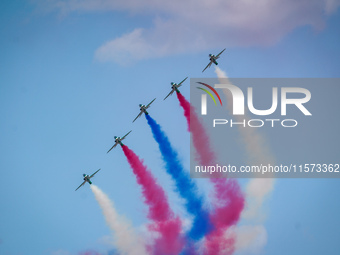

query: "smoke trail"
left=176, top=92, right=215, bottom=164
left=145, top=114, right=213, bottom=242
left=204, top=179, right=244, bottom=255
left=229, top=225, right=268, bottom=254
left=122, top=145, right=184, bottom=255
left=90, top=185, right=147, bottom=255
left=177, top=92, right=190, bottom=131
left=176, top=92, right=244, bottom=254
left=214, top=66, right=275, bottom=220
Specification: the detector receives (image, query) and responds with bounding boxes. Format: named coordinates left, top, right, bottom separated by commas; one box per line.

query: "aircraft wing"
left=164, top=89, right=175, bottom=100
left=146, top=98, right=156, bottom=108
left=133, top=111, right=143, bottom=122
left=122, top=130, right=132, bottom=140
left=90, top=169, right=101, bottom=178
left=202, top=61, right=213, bottom=72
left=178, top=77, right=188, bottom=87
left=75, top=180, right=86, bottom=191
left=107, top=143, right=118, bottom=153
left=216, top=48, right=226, bottom=59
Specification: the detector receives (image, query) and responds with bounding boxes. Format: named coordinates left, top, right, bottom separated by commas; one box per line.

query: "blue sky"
left=1, top=1, right=340, bottom=254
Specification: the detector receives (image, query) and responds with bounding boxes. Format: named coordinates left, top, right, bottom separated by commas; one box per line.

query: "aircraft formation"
left=75, top=48, right=226, bottom=190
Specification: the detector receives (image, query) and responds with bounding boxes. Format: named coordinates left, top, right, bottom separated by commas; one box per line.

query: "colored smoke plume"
left=176, top=92, right=244, bottom=254
left=214, top=66, right=275, bottom=221
left=122, top=145, right=184, bottom=255
left=145, top=114, right=213, bottom=241
left=90, top=185, right=147, bottom=255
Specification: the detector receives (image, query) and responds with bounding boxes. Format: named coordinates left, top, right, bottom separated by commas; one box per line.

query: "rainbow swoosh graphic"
left=196, top=82, right=223, bottom=106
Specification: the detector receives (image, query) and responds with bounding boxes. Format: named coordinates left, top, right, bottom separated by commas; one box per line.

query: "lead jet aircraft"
left=75, top=169, right=101, bottom=191
left=107, top=130, right=132, bottom=153
left=164, top=77, right=188, bottom=100
left=133, top=98, right=156, bottom=122
left=202, top=48, right=226, bottom=72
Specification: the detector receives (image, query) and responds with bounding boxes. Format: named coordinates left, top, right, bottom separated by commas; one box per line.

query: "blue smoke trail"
left=145, top=114, right=213, bottom=241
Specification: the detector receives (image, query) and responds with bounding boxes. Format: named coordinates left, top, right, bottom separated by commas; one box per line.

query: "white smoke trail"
left=224, top=225, right=267, bottom=254
left=215, top=66, right=275, bottom=220
left=90, top=185, right=148, bottom=255
left=214, top=66, right=275, bottom=252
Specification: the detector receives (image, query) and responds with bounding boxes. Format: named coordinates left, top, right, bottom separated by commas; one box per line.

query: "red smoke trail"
left=176, top=92, right=244, bottom=254
left=121, top=145, right=184, bottom=255
left=177, top=92, right=190, bottom=131
left=204, top=179, right=244, bottom=254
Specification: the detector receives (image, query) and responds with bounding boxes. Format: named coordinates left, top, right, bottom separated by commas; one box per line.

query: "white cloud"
left=95, top=29, right=153, bottom=65
left=38, top=0, right=340, bottom=63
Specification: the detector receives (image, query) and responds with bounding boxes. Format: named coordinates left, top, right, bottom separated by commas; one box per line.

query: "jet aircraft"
left=75, top=169, right=101, bottom=191
left=202, top=48, right=226, bottom=72
left=107, top=130, right=132, bottom=153
left=133, top=98, right=156, bottom=122
left=164, top=77, right=188, bottom=100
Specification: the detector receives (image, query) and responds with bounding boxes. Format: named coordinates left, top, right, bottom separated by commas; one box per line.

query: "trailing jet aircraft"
left=164, top=77, right=188, bottom=100
left=202, top=48, right=226, bottom=72
left=133, top=98, right=156, bottom=122
left=75, top=169, right=101, bottom=191
left=107, top=130, right=132, bottom=153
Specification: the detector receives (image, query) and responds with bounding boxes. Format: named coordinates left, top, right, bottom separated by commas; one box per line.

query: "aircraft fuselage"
left=210, top=55, right=218, bottom=65
left=115, top=137, right=123, bottom=146
left=140, top=105, right=149, bottom=115
left=172, top=84, right=180, bottom=93
left=83, top=175, right=92, bottom=184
